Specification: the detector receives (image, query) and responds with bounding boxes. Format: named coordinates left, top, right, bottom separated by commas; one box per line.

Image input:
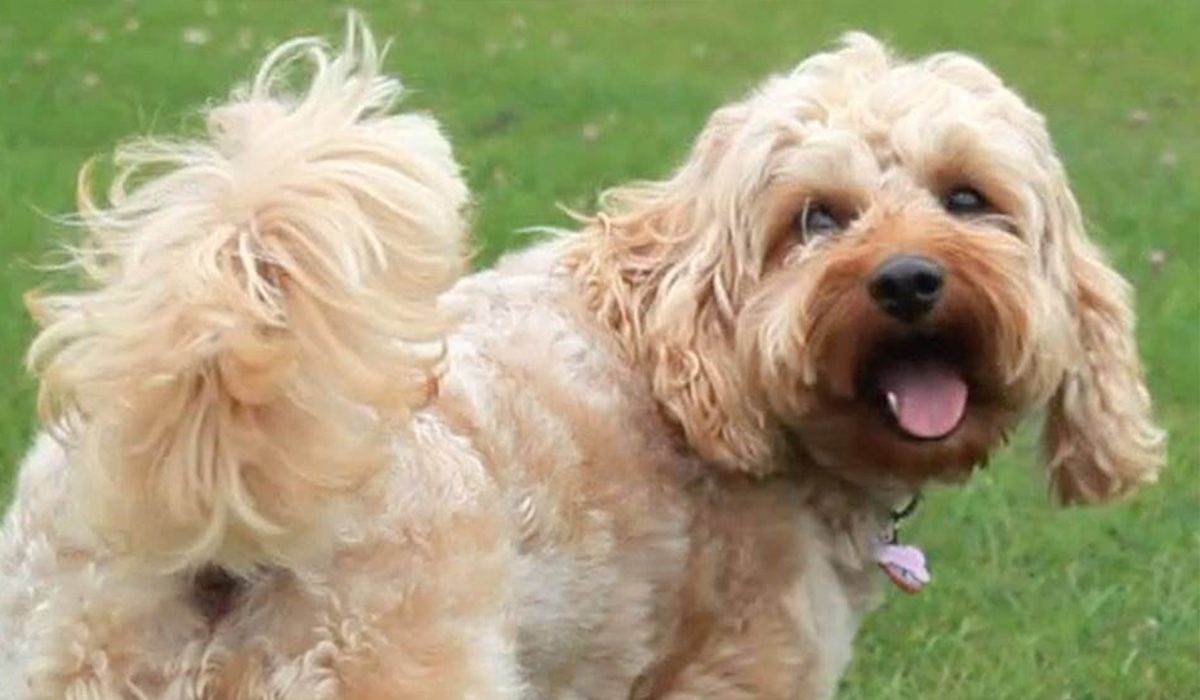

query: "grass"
left=1, top=1, right=1196, bottom=697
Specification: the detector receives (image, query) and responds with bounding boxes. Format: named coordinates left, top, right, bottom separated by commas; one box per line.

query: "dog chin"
left=794, top=328, right=1018, bottom=488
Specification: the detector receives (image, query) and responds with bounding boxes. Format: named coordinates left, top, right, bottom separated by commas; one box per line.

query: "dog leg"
left=1, top=435, right=526, bottom=699
left=630, top=496, right=860, bottom=700
left=0, top=436, right=203, bottom=700
left=631, top=609, right=833, bottom=700
left=212, top=431, right=526, bottom=699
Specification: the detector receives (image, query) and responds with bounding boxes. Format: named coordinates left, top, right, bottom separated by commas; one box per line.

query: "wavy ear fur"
left=567, top=106, right=782, bottom=475
left=1041, top=180, right=1165, bottom=504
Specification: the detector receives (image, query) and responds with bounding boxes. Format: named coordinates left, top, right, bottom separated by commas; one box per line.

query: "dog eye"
left=944, top=186, right=989, bottom=215
left=793, top=203, right=843, bottom=239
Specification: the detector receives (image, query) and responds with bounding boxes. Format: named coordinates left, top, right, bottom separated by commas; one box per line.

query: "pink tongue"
left=877, top=359, right=968, bottom=439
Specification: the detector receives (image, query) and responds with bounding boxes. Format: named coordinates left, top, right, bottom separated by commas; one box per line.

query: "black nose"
left=869, top=255, right=944, bottom=322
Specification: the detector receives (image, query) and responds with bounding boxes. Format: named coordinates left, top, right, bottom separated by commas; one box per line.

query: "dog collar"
left=872, top=493, right=930, bottom=594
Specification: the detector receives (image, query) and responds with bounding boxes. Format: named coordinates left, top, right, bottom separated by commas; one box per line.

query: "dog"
left=0, top=17, right=1164, bottom=699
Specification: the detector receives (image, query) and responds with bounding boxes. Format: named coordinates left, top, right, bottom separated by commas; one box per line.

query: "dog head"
left=571, top=34, right=1164, bottom=502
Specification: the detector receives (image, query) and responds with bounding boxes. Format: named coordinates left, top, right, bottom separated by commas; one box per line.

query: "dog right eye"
left=794, top=203, right=842, bottom=240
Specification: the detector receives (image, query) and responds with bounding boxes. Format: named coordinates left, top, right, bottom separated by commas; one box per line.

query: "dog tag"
left=875, top=543, right=930, bottom=594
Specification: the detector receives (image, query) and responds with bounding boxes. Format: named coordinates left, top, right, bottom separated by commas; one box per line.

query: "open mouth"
left=858, top=336, right=971, bottom=441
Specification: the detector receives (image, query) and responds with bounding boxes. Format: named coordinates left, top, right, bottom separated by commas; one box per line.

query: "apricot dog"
left=0, top=18, right=1162, bottom=699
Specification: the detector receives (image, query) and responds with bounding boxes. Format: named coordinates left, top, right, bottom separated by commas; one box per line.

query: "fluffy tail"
left=27, top=17, right=467, bottom=571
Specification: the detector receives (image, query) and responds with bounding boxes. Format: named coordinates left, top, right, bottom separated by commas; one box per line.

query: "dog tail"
left=26, top=17, right=467, bottom=571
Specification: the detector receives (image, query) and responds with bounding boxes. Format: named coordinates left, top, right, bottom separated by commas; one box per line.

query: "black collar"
left=882, top=492, right=922, bottom=544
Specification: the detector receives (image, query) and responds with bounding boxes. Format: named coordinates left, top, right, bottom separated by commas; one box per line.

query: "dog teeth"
left=886, top=391, right=900, bottom=415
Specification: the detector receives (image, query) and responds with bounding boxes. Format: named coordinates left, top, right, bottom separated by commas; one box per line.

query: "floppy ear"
left=1041, top=182, right=1166, bottom=504
left=570, top=198, right=780, bottom=475
left=567, top=105, right=782, bottom=475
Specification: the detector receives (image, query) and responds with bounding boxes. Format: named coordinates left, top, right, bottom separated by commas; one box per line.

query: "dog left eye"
left=794, top=203, right=843, bottom=239
left=944, top=186, right=989, bottom=215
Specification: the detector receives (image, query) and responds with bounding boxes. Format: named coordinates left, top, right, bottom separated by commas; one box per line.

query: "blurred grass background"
left=0, top=1, right=1196, bottom=698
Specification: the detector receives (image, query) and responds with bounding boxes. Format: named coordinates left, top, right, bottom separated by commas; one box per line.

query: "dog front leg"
left=629, top=605, right=835, bottom=700
left=630, top=506, right=860, bottom=700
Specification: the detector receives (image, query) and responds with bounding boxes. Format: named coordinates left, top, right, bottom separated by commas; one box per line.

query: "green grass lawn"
left=1, top=1, right=1196, bottom=697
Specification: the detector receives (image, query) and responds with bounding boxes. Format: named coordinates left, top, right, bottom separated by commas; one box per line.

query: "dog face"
left=738, top=43, right=1076, bottom=489
left=572, top=34, right=1163, bottom=501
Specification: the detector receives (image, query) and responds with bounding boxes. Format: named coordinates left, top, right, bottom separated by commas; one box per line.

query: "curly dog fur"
left=0, top=17, right=1163, bottom=699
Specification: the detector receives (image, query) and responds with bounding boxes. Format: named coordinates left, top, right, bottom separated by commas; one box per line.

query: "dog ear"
left=573, top=199, right=781, bottom=475
left=642, top=241, right=780, bottom=475
left=1040, top=181, right=1165, bottom=504
left=568, top=105, right=783, bottom=475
